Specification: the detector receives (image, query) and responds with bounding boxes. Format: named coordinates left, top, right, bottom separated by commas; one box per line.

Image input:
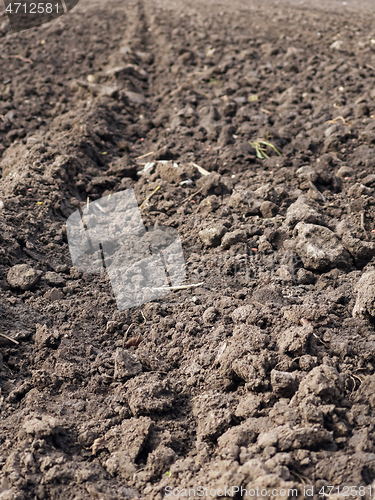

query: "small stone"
left=285, top=195, right=325, bottom=228
left=135, top=51, right=154, bottom=64
left=278, top=325, right=312, bottom=356
left=296, top=166, right=319, bottom=183
left=299, top=355, right=317, bottom=371
left=297, top=365, right=344, bottom=402
left=78, top=429, right=99, bottom=447
left=354, top=103, right=369, bottom=119
left=235, top=393, right=263, bottom=419
left=196, top=173, right=223, bottom=196
left=45, top=271, right=65, bottom=287
left=353, top=271, right=375, bottom=320
left=193, top=391, right=233, bottom=440
left=126, top=373, right=174, bottom=416
left=231, top=305, right=253, bottom=323
left=336, top=220, right=375, bottom=265
left=296, top=268, right=315, bottom=285
left=146, top=444, right=176, bottom=476
left=294, top=222, right=352, bottom=271
left=35, top=324, right=60, bottom=348
left=22, top=416, right=62, bottom=438
left=198, top=195, right=220, bottom=215
left=218, top=124, right=235, bottom=148
left=156, top=161, right=185, bottom=183
left=274, top=266, right=293, bottom=282
left=44, top=288, right=64, bottom=301
left=107, top=63, right=147, bottom=80
left=254, top=184, right=278, bottom=203
left=330, top=40, right=343, bottom=50
left=362, top=174, right=375, bottom=186
left=257, top=237, right=273, bottom=253
left=228, top=187, right=261, bottom=215
left=107, top=157, right=137, bottom=178
left=114, top=348, right=142, bottom=380
left=7, top=264, right=41, bottom=290
left=202, top=307, right=217, bottom=324
left=348, top=183, right=372, bottom=198
left=221, top=229, right=246, bottom=249
left=257, top=431, right=278, bottom=448
left=119, top=417, right=153, bottom=459
left=253, top=285, right=286, bottom=307
left=79, top=81, right=118, bottom=98
left=50, top=261, right=69, bottom=273
left=123, top=90, right=145, bottom=105
left=336, top=166, right=355, bottom=178
left=271, top=370, right=300, bottom=397
left=260, top=201, right=278, bottom=218
left=199, top=224, right=227, bottom=247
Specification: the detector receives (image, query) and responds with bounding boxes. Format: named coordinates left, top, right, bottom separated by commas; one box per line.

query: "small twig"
left=152, top=282, right=204, bottom=291
left=123, top=312, right=146, bottom=347
left=171, top=84, right=188, bottom=96
left=190, top=162, right=210, bottom=176
left=122, top=323, right=136, bottom=347
left=95, top=202, right=105, bottom=213
left=308, top=181, right=326, bottom=202
left=360, top=211, right=368, bottom=239
left=291, top=471, right=307, bottom=486
left=181, top=187, right=204, bottom=204
left=141, top=310, right=147, bottom=324
left=349, top=374, right=363, bottom=394
left=325, top=116, right=349, bottom=126
left=135, top=151, right=154, bottom=160
left=313, top=332, right=328, bottom=347
left=87, top=197, right=90, bottom=210
left=139, top=185, right=161, bottom=209
left=0, top=333, right=19, bottom=345
left=11, top=55, right=33, bottom=63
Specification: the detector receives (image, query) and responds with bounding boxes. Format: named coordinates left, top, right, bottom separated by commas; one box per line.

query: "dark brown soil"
left=1, top=0, right=375, bottom=498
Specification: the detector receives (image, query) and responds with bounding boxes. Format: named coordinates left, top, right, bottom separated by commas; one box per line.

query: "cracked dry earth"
left=1, top=0, right=375, bottom=498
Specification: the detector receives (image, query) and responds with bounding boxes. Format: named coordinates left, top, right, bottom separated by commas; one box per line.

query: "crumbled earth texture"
left=1, top=0, right=375, bottom=498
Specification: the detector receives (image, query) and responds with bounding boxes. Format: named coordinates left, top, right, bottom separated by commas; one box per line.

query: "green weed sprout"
left=249, top=139, right=281, bottom=159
